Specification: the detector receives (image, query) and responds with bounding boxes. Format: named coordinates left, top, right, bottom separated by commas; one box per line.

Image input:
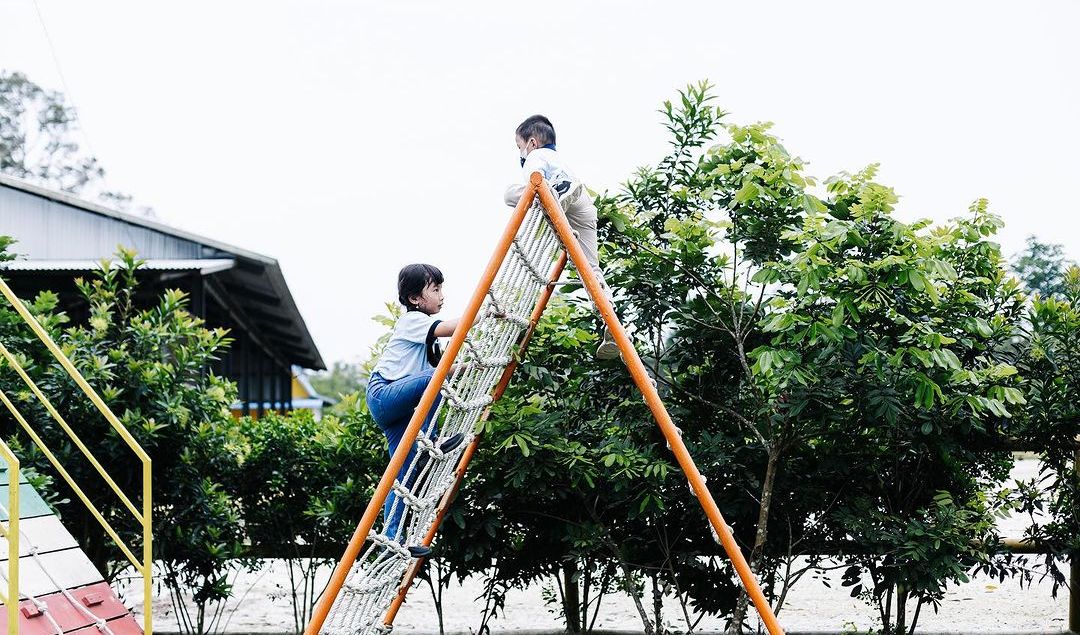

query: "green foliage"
left=308, top=361, right=363, bottom=401
left=0, top=236, right=14, bottom=262
left=1012, top=236, right=1075, bottom=299
left=0, top=70, right=104, bottom=193
left=760, top=177, right=1029, bottom=630
left=435, top=82, right=1067, bottom=635
left=235, top=406, right=384, bottom=632
left=0, top=249, right=243, bottom=634
left=1010, top=266, right=1080, bottom=590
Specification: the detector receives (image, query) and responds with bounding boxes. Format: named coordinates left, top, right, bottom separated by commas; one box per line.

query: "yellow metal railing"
left=0, top=276, right=152, bottom=634
left=0, top=440, right=20, bottom=634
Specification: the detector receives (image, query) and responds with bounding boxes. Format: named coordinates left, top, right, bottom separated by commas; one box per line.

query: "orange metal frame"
left=304, top=181, right=542, bottom=635
left=305, top=174, right=784, bottom=635
left=535, top=175, right=783, bottom=634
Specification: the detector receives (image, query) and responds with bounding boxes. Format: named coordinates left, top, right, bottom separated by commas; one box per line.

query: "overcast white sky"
left=2, top=1, right=1078, bottom=367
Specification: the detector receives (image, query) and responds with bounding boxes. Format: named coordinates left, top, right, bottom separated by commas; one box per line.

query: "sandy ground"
left=124, top=458, right=1073, bottom=634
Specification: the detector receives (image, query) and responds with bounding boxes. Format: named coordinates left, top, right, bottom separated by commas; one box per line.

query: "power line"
left=30, top=0, right=110, bottom=192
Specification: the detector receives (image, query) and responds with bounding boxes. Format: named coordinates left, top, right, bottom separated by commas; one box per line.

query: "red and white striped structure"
left=1, top=467, right=142, bottom=635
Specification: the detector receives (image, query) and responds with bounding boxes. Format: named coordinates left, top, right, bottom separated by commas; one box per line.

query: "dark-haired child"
left=367, top=263, right=465, bottom=556
left=504, top=114, right=619, bottom=359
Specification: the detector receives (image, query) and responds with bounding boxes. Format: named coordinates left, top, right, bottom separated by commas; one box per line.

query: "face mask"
left=519, top=139, right=536, bottom=168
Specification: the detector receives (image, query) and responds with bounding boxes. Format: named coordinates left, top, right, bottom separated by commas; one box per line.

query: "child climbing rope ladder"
left=306, top=174, right=784, bottom=635
left=366, top=263, right=467, bottom=559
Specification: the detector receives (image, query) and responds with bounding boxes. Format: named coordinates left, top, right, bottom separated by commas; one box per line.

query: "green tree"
left=1011, top=265, right=1080, bottom=589
left=308, top=361, right=364, bottom=401
left=0, top=70, right=104, bottom=193
left=0, top=249, right=245, bottom=635
left=1012, top=236, right=1074, bottom=299
left=756, top=175, right=1027, bottom=634
left=0, top=70, right=149, bottom=212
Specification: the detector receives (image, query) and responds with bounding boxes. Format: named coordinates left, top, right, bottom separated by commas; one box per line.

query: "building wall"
left=0, top=187, right=202, bottom=260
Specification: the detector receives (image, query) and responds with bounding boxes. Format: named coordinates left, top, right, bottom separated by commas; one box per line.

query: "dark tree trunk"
left=563, top=561, right=581, bottom=633
left=729, top=442, right=782, bottom=633
left=651, top=573, right=665, bottom=634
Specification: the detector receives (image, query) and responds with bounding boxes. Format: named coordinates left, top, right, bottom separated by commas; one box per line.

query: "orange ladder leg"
left=304, top=182, right=540, bottom=635
left=381, top=252, right=568, bottom=627
left=534, top=174, right=785, bottom=635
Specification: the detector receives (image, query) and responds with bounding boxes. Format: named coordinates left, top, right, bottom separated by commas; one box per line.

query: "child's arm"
left=433, top=318, right=460, bottom=337
left=504, top=183, right=527, bottom=207
left=504, top=152, right=546, bottom=206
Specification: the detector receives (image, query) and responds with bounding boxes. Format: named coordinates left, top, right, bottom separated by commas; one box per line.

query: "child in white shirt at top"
left=504, top=114, right=619, bottom=360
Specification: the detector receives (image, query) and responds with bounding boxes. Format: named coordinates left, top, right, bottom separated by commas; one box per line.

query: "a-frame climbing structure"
left=306, top=173, right=785, bottom=635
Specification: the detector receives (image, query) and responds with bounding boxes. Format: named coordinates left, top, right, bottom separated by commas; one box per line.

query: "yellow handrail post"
left=0, top=440, right=19, bottom=634
left=144, top=458, right=153, bottom=634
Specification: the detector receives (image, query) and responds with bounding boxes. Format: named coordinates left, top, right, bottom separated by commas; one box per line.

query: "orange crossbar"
left=303, top=181, right=540, bottom=635
left=533, top=173, right=784, bottom=635
left=381, top=251, right=569, bottom=626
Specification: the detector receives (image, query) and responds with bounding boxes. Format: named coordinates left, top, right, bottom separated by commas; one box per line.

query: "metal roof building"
left=0, top=173, right=325, bottom=416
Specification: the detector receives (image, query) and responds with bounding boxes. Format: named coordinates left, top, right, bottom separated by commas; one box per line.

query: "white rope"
left=510, top=238, right=550, bottom=285
left=0, top=503, right=119, bottom=635
left=439, top=384, right=494, bottom=411
left=323, top=196, right=566, bottom=634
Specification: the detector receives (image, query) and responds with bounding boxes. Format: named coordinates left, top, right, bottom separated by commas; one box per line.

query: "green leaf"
left=802, top=194, right=826, bottom=213
left=966, top=317, right=994, bottom=338
left=734, top=181, right=760, bottom=204
left=751, top=267, right=780, bottom=284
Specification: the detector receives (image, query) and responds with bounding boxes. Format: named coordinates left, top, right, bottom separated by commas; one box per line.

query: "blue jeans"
left=367, top=368, right=442, bottom=539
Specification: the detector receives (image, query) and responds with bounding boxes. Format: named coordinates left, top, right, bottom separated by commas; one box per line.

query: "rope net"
left=323, top=196, right=564, bottom=635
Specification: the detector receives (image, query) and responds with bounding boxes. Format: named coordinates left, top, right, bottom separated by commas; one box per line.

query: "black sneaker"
left=439, top=432, right=466, bottom=454
left=408, top=545, right=432, bottom=558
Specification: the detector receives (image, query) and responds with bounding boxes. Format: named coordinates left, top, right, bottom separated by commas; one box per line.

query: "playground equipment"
left=0, top=277, right=151, bottom=634
left=306, top=174, right=784, bottom=635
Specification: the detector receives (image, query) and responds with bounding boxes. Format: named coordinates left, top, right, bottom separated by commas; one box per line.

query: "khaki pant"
left=504, top=181, right=613, bottom=309
left=560, top=186, right=614, bottom=309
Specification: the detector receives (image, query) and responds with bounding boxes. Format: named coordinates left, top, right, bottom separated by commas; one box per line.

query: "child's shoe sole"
left=596, top=341, right=621, bottom=360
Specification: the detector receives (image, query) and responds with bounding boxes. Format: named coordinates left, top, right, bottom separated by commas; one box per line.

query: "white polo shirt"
left=522, top=146, right=578, bottom=185
left=372, top=311, right=442, bottom=381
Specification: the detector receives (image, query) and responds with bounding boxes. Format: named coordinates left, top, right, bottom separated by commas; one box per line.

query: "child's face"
left=516, top=135, right=538, bottom=165
left=410, top=281, right=444, bottom=314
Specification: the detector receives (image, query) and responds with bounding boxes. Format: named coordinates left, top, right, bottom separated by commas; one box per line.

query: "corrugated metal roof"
left=0, top=173, right=273, bottom=263
left=1, top=258, right=236, bottom=274
left=0, top=174, right=325, bottom=370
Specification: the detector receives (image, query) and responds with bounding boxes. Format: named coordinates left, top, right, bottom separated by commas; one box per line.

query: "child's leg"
left=367, top=369, right=442, bottom=539
left=561, top=201, right=625, bottom=361
left=563, top=202, right=614, bottom=308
